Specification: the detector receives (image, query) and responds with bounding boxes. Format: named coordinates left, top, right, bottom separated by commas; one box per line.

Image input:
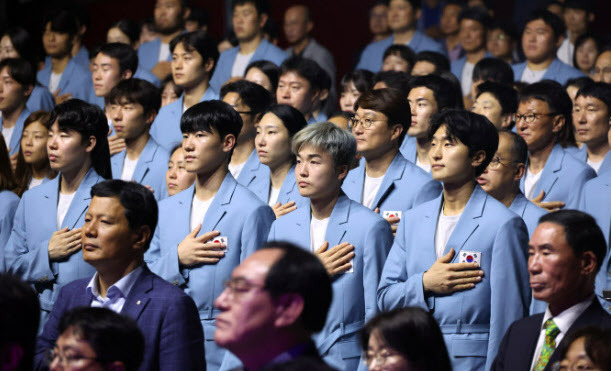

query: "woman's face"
left=166, top=147, right=196, bottom=196
left=255, top=112, right=292, bottom=170
left=576, top=38, right=599, bottom=73
left=245, top=67, right=273, bottom=92
left=21, top=121, right=49, bottom=165
left=366, top=330, right=411, bottom=371
left=0, top=35, right=19, bottom=61
left=558, top=336, right=602, bottom=371
left=161, top=82, right=180, bottom=107
left=340, top=81, right=361, bottom=113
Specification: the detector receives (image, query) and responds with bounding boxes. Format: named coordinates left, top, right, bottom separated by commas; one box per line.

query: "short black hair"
left=109, top=19, right=140, bottom=46
left=187, top=6, right=210, bottom=27
left=524, top=9, right=566, bottom=40
left=413, top=51, right=451, bottom=74
left=108, top=78, right=161, bottom=117
left=46, top=99, right=111, bottom=179
left=575, top=82, right=611, bottom=116
left=383, top=44, right=416, bottom=71
left=90, top=180, right=158, bottom=251
left=262, top=241, right=332, bottom=333
left=161, top=76, right=183, bottom=98
left=498, top=129, right=528, bottom=165
left=539, top=210, right=607, bottom=272
left=558, top=327, right=611, bottom=371
left=245, top=60, right=280, bottom=92
left=488, top=20, right=519, bottom=42
left=472, top=57, right=514, bottom=85
left=0, top=274, right=39, bottom=371
left=429, top=109, right=499, bottom=177
left=410, top=74, right=463, bottom=111
left=1, top=27, right=36, bottom=65
left=262, top=104, right=308, bottom=138
left=58, top=307, right=144, bottom=371
left=43, top=9, right=79, bottom=36
left=373, top=70, right=410, bottom=97
left=564, top=0, right=595, bottom=13
left=476, top=81, right=518, bottom=123
left=220, top=80, right=272, bottom=120
left=519, top=80, right=576, bottom=148
left=458, top=6, right=491, bottom=28
left=355, top=88, right=410, bottom=144
left=280, top=56, right=326, bottom=92
left=385, top=0, right=420, bottom=10
left=170, top=30, right=219, bottom=76
left=231, top=0, right=270, bottom=15
left=341, top=69, right=374, bottom=94
left=96, top=43, right=138, bottom=75
left=566, top=76, right=594, bottom=91
left=0, top=58, right=36, bottom=89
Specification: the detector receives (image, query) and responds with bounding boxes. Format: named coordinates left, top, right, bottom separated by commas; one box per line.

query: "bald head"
left=593, top=50, right=611, bottom=84
left=284, top=5, right=313, bottom=45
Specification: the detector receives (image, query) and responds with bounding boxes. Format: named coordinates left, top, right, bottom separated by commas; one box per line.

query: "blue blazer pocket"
left=339, top=338, right=362, bottom=360
left=451, top=338, right=488, bottom=357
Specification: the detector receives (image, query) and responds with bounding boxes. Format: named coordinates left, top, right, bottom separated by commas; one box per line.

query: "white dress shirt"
left=86, top=265, right=144, bottom=313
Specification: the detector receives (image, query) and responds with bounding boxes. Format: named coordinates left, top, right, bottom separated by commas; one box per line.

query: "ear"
left=551, top=114, right=565, bottom=134
left=132, top=225, right=151, bottom=253
left=514, top=162, right=526, bottom=182
left=183, top=7, right=191, bottom=21
left=588, top=13, right=595, bottom=23
left=336, top=164, right=349, bottom=182
left=85, top=135, right=97, bottom=153
left=24, top=84, right=34, bottom=98
left=259, top=13, right=269, bottom=29
left=0, top=343, right=24, bottom=370
left=501, top=114, right=514, bottom=129
left=204, top=58, right=215, bottom=74
left=121, top=69, right=133, bottom=80
left=273, top=293, right=304, bottom=328
left=106, top=361, right=127, bottom=371
left=309, top=89, right=321, bottom=105
left=222, top=133, right=237, bottom=154
left=79, top=24, right=88, bottom=37
left=579, top=251, right=597, bottom=276
left=318, top=88, right=329, bottom=102
left=390, top=123, right=403, bottom=142
left=145, top=110, right=157, bottom=125
left=471, top=149, right=486, bottom=169
left=306, top=21, right=314, bottom=34
left=415, top=8, right=422, bottom=20
left=555, top=34, right=564, bottom=49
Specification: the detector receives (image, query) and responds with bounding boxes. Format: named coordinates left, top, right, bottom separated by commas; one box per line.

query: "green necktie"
left=534, top=319, right=560, bottom=371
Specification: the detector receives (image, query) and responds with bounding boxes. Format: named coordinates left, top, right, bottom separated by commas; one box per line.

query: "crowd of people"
left=0, top=0, right=610, bottom=370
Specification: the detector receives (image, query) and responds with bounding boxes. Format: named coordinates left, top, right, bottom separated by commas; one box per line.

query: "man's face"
left=369, top=4, right=389, bottom=36
left=0, top=66, right=28, bottom=113
left=42, top=23, right=72, bottom=58
left=459, top=19, right=486, bottom=53
left=49, top=327, right=105, bottom=371
left=154, top=0, right=184, bottom=34
left=487, top=28, right=513, bottom=59
left=516, top=99, right=560, bottom=152
left=563, top=7, right=589, bottom=35
left=283, top=6, right=310, bottom=45
left=472, top=92, right=505, bottom=129
left=388, top=0, right=417, bottom=33
left=440, top=4, right=461, bottom=36
left=111, top=99, right=151, bottom=141
left=47, top=121, right=92, bottom=173
left=522, top=19, right=559, bottom=64
left=233, top=3, right=265, bottom=42
left=573, top=95, right=610, bottom=147
left=92, top=54, right=123, bottom=98
left=0, top=35, right=19, bottom=61
left=172, top=43, right=208, bottom=89
left=593, top=51, right=611, bottom=83
left=407, top=86, right=437, bottom=138
left=82, top=196, right=141, bottom=267
left=528, top=222, right=586, bottom=306
left=477, top=133, right=520, bottom=198
left=214, top=249, right=284, bottom=352
left=296, top=145, right=345, bottom=200
left=182, top=127, right=231, bottom=175
left=429, top=125, right=477, bottom=184
left=277, top=71, right=317, bottom=116
left=352, top=107, right=400, bottom=158
left=223, top=92, right=255, bottom=139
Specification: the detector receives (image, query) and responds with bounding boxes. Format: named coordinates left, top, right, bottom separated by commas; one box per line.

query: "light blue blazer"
left=569, top=146, right=611, bottom=175
left=246, top=164, right=307, bottom=209
left=579, top=171, right=611, bottom=313
left=145, top=173, right=275, bottom=370
left=342, top=152, right=441, bottom=213
left=209, top=39, right=287, bottom=92
left=399, top=135, right=417, bottom=163
left=509, top=192, right=546, bottom=238
left=307, top=111, right=328, bottom=125
left=137, top=38, right=171, bottom=72
left=520, top=144, right=596, bottom=209
left=4, top=169, right=103, bottom=318
left=0, top=190, right=20, bottom=272
left=450, top=51, right=493, bottom=81
left=512, top=58, right=586, bottom=85
left=235, top=149, right=268, bottom=187
left=37, top=58, right=93, bottom=102
left=110, top=137, right=170, bottom=201
left=0, top=107, right=30, bottom=156
left=268, top=194, right=393, bottom=371
left=149, top=88, right=219, bottom=151
left=356, top=32, right=446, bottom=72
left=87, top=90, right=105, bottom=110
left=134, top=65, right=162, bottom=87
left=377, top=185, right=530, bottom=371
left=27, top=85, right=54, bottom=113
left=72, top=46, right=90, bottom=70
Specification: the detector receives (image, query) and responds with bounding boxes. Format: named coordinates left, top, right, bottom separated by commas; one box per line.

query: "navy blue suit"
left=35, top=266, right=206, bottom=371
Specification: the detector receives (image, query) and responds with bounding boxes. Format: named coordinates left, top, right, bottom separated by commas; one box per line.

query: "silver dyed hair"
left=291, top=121, right=356, bottom=169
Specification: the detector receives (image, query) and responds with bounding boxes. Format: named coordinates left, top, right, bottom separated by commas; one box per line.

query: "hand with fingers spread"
left=48, top=227, right=83, bottom=261
left=108, top=135, right=127, bottom=156
left=531, top=191, right=565, bottom=212
left=177, top=225, right=226, bottom=267
left=272, top=201, right=297, bottom=219
left=315, top=241, right=355, bottom=277
left=374, top=207, right=400, bottom=236
left=422, top=248, right=484, bottom=294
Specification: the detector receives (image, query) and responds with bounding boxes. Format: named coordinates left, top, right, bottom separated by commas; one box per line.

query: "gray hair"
left=291, top=122, right=356, bottom=169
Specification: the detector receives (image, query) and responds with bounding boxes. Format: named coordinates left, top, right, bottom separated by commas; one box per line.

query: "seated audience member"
left=0, top=28, right=54, bottom=113
left=357, top=0, right=445, bottom=72
left=565, top=76, right=593, bottom=104
left=214, top=242, right=335, bottom=370
left=572, top=82, right=611, bottom=174
left=36, top=180, right=205, bottom=370
left=557, top=1, right=595, bottom=67
left=250, top=104, right=307, bottom=215
left=5, top=99, right=110, bottom=326
left=209, top=0, right=287, bottom=92
left=160, top=76, right=182, bottom=107
left=343, top=88, right=441, bottom=231
left=360, top=307, right=452, bottom=371
left=165, top=145, right=195, bottom=196
left=573, top=33, right=601, bottom=78
left=593, top=49, right=611, bottom=84
left=38, top=10, right=93, bottom=103
left=492, top=210, right=611, bottom=371
left=14, top=111, right=57, bottom=197
left=487, top=21, right=519, bottom=65
left=513, top=10, right=586, bottom=86
left=244, top=60, right=279, bottom=94
left=268, top=122, right=393, bottom=370
left=149, top=30, right=219, bottom=151
left=47, top=307, right=145, bottom=371
left=477, top=130, right=545, bottom=237
left=469, top=57, right=514, bottom=105
left=372, top=70, right=411, bottom=96
left=381, top=44, right=416, bottom=73
left=277, top=56, right=327, bottom=124
left=146, top=100, right=275, bottom=370
left=137, top=0, right=188, bottom=80
left=89, top=43, right=138, bottom=110
left=556, top=327, right=611, bottom=371
left=0, top=274, right=40, bottom=370
left=0, top=58, right=34, bottom=158
left=185, top=6, right=210, bottom=33
left=401, top=74, right=463, bottom=170
left=411, top=51, right=451, bottom=76
left=0, top=135, right=19, bottom=258
left=339, top=69, right=374, bottom=114
left=516, top=81, right=596, bottom=210
left=328, top=111, right=351, bottom=130
left=139, top=17, right=159, bottom=46
left=221, top=80, right=272, bottom=185
left=440, top=0, right=464, bottom=62
left=378, top=110, right=530, bottom=371
left=451, top=6, right=492, bottom=99
left=108, top=79, right=170, bottom=201
left=472, top=81, right=518, bottom=130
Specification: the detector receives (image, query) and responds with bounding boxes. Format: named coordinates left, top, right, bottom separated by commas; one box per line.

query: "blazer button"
left=172, top=280, right=179, bottom=286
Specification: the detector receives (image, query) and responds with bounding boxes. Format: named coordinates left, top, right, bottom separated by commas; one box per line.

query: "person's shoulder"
left=232, top=182, right=271, bottom=209
left=346, top=197, right=385, bottom=223
left=157, top=98, right=182, bottom=117
left=0, top=189, right=20, bottom=204
left=559, top=147, right=596, bottom=174
left=219, top=45, right=240, bottom=60
left=60, top=277, right=91, bottom=295
left=147, top=271, right=191, bottom=298
left=22, top=177, right=56, bottom=199
left=364, top=36, right=393, bottom=51
left=482, top=193, right=524, bottom=223
left=139, top=38, right=160, bottom=52
left=586, top=170, right=611, bottom=189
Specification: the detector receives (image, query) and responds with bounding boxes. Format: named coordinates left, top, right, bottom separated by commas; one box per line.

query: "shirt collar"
left=541, top=295, right=594, bottom=334
left=86, top=265, right=144, bottom=303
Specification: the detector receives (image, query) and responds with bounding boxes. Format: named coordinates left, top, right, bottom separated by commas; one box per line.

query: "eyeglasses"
left=349, top=116, right=385, bottom=130
left=222, top=278, right=266, bottom=300
left=488, top=156, right=517, bottom=170
left=363, top=349, right=403, bottom=367
left=45, top=348, right=102, bottom=367
left=515, top=112, right=557, bottom=123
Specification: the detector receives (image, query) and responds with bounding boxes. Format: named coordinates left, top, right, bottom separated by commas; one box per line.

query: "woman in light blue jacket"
left=0, top=132, right=20, bottom=270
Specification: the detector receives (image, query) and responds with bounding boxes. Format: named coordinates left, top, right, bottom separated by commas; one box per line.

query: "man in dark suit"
left=492, top=210, right=611, bottom=371
left=35, top=180, right=206, bottom=371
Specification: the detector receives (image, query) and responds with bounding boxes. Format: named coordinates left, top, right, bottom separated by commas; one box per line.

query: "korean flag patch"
left=207, top=236, right=228, bottom=252
left=459, top=251, right=481, bottom=264
left=382, top=211, right=402, bottom=225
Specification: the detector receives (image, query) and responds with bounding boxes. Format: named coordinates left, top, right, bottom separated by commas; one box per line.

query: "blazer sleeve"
left=487, top=216, right=530, bottom=371
left=145, top=226, right=187, bottom=286
left=0, top=195, right=19, bottom=268
left=240, top=205, right=275, bottom=261
left=566, top=166, right=596, bottom=209
left=363, top=218, right=393, bottom=321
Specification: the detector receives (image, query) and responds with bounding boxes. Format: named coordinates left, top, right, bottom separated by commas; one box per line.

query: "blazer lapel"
left=110, top=151, right=125, bottom=179
left=277, top=166, right=297, bottom=204
left=132, top=139, right=157, bottom=183
left=442, top=186, right=485, bottom=261
left=509, top=193, right=529, bottom=219
left=372, top=154, right=405, bottom=209
left=120, top=267, right=154, bottom=321
left=8, top=108, right=29, bottom=153
left=200, top=174, right=236, bottom=234
left=422, top=195, right=443, bottom=265
left=325, top=194, right=349, bottom=247
left=61, top=169, right=99, bottom=229
left=40, top=177, right=60, bottom=231
left=534, top=145, right=563, bottom=201
left=543, top=59, right=561, bottom=81
left=293, top=203, right=312, bottom=250
left=343, top=164, right=365, bottom=203
left=57, top=59, right=74, bottom=93
left=252, top=39, right=270, bottom=62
